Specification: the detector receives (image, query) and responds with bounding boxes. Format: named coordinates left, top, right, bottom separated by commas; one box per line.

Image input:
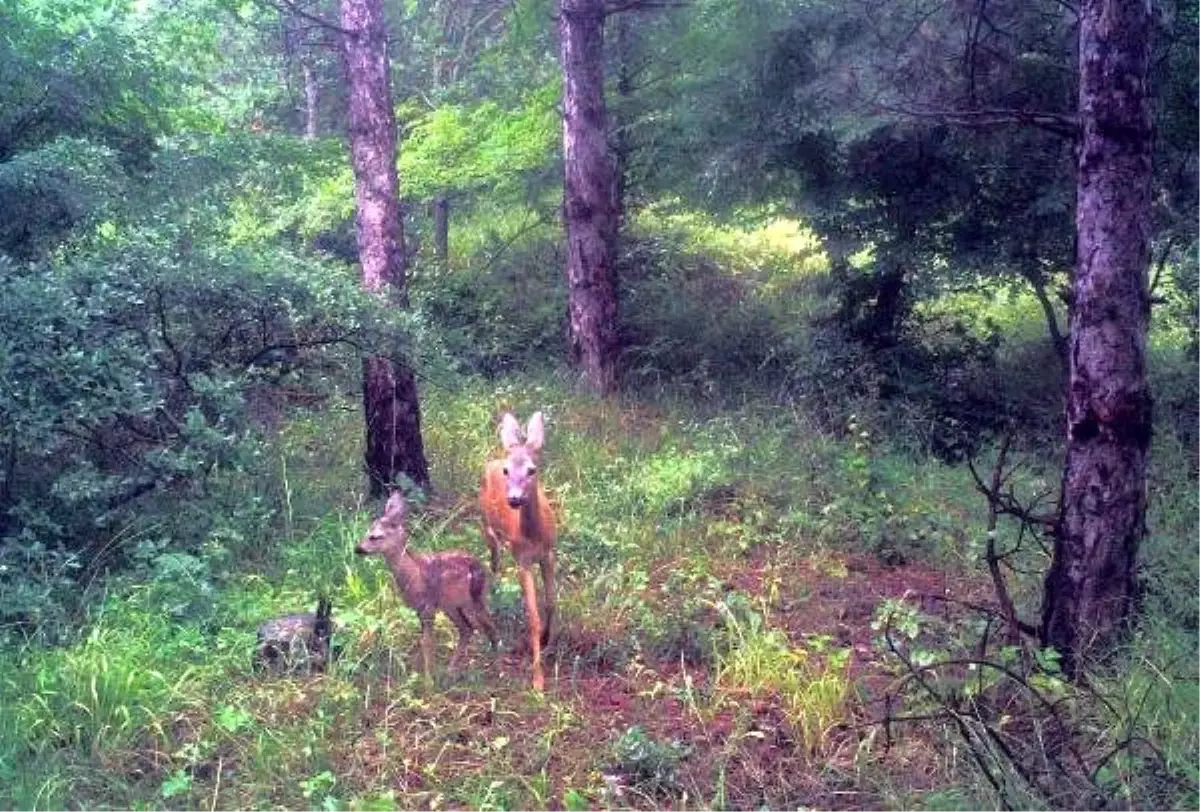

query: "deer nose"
left=507, top=496, right=524, bottom=509
left=354, top=545, right=368, bottom=556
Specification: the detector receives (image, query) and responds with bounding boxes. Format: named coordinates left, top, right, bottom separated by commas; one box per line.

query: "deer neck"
left=382, top=546, right=424, bottom=595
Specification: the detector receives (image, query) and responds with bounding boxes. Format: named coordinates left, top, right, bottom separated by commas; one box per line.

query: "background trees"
left=0, top=0, right=1194, bottom=807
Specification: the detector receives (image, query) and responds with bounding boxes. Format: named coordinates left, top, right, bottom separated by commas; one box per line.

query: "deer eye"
left=527, top=465, right=537, bottom=475
left=502, top=466, right=509, bottom=475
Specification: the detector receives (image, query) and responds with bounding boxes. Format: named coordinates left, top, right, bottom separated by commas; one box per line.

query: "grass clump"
left=713, top=592, right=853, bottom=756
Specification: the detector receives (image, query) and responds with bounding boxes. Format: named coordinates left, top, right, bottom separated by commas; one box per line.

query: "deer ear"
left=384, top=490, right=406, bottom=519
left=499, top=413, right=523, bottom=449
left=525, top=411, right=545, bottom=452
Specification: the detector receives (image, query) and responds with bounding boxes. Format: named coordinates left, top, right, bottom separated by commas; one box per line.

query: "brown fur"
left=357, top=491, right=497, bottom=681
left=479, top=411, right=558, bottom=691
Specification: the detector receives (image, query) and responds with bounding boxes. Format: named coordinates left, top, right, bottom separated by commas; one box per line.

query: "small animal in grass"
left=255, top=596, right=335, bottom=672
left=356, top=490, right=498, bottom=681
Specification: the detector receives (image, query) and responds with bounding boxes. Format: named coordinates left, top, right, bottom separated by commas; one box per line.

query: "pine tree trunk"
left=340, top=0, right=430, bottom=496
left=1041, top=0, right=1153, bottom=678
left=559, top=0, right=620, bottom=396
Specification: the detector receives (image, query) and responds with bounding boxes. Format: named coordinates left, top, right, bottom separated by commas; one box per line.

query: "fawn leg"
left=449, top=609, right=474, bottom=670
left=471, top=601, right=499, bottom=650
left=517, top=564, right=544, bottom=691
left=538, top=550, right=556, bottom=648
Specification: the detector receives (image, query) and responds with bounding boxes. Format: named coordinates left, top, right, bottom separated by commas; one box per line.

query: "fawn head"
left=498, top=411, right=544, bottom=509
left=357, top=490, right=408, bottom=556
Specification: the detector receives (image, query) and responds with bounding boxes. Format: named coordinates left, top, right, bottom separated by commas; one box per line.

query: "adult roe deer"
left=357, top=491, right=498, bottom=681
left=480, top=411, right=557, bottom=691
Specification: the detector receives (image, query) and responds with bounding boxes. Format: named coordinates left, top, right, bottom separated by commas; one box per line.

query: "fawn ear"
left=384, top=490, right=406, bottom=519
left=525, top=411, right=545, bottom=452
left=499, top=413, right=523, bottom=449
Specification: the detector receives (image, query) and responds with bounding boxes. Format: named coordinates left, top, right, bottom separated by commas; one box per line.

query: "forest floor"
left=152, top=533, right=997, bottom=810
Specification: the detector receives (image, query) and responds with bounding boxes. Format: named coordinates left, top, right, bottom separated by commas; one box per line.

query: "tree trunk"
left=1041, top=0, right=1153, bottom=678
left=432, top=194, right=449, bottom=265
left=1021, top=262, right=1068, bottom=368
left=340, top=0, right=430, bottom=495
left=612, top=13, right=635, bottom=225
left=302, top=58, right=319, bottom=140
left=559, top=0, right=620, bottom=395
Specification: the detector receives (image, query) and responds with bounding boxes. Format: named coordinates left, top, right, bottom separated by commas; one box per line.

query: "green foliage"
left=412, top=217, right=565, bottom=377
left=0, top=232, right=416, bottom=639
left=399, top=85, right=559, bottom=202
left=713, top=592, right=852, bottom=754
left=609, top=725, right=688, bottom=800
left=0, top=138, right=131, bottom=259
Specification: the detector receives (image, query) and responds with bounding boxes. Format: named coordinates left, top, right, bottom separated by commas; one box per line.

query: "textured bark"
left=1041, top=0, right=1153, bottom=678
left=340, top=0, right=430, bottom=495
left=559, top=0, right=620, bottom=395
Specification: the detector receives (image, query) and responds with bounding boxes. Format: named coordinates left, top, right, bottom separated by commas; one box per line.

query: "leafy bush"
left=0, top=234, right=416, bottom=640
left=0, top=138, right=131, bottom=260
left=412, top=226, right=566, bottom=377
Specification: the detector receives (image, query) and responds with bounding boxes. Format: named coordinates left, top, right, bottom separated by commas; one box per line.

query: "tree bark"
left=559, top=0, right=620, bottom=396
left=1041, top=0, right=1153, bottom=678
left=432, top=194, right=449, bottom=265
left=340, top=0, right=430, bottom=495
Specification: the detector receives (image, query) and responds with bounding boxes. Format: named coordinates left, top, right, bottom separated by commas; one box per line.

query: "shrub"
left=0, top=234, right=417, bottom=640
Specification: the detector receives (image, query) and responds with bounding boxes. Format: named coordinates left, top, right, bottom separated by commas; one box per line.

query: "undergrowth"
left=0, top=367, right=1194, bottom=810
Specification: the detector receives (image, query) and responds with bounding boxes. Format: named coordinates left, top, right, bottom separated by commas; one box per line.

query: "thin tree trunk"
left=432, top=194, right=449, bottom=265
left=1041, top=0, right=1153, bottom=678
left=1022, top=263, right=1068, bottom=367
left=612, top=13, right=634, bottom=225
left=559, top=0, right=620, bottom=395
left=303, top=59, right=319, bottom=140
left=340, top=0, right=430, bottom=495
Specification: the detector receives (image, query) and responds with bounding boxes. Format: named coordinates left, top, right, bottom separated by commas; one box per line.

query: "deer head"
left=498, top=411, right=544, bottom=509
left=357, top=490, right=408, bottom=556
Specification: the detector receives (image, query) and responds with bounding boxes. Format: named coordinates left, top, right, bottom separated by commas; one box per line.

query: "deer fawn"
left=357, top=491, right=498, bottom=681
left=480, top=411, right=557, bottom=691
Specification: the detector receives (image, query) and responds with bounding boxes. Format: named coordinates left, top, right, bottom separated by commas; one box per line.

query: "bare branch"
left=878, top=102, right=1078, bottom=140
left=257, top=0, right=352, bottom=37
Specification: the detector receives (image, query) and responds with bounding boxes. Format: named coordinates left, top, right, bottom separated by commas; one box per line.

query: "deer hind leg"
left=449, top=608, right=475, bottom=670
left=538, top=551, right=556, bottom=648
left=517, top=564, right=544, bottom=691
left=469, top=598, right=499, bottom=650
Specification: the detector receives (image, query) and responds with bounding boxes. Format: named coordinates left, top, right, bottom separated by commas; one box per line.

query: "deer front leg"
left=538, top=551, right=556, bottom=649
left=517, top=564, right=544, bottom=691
